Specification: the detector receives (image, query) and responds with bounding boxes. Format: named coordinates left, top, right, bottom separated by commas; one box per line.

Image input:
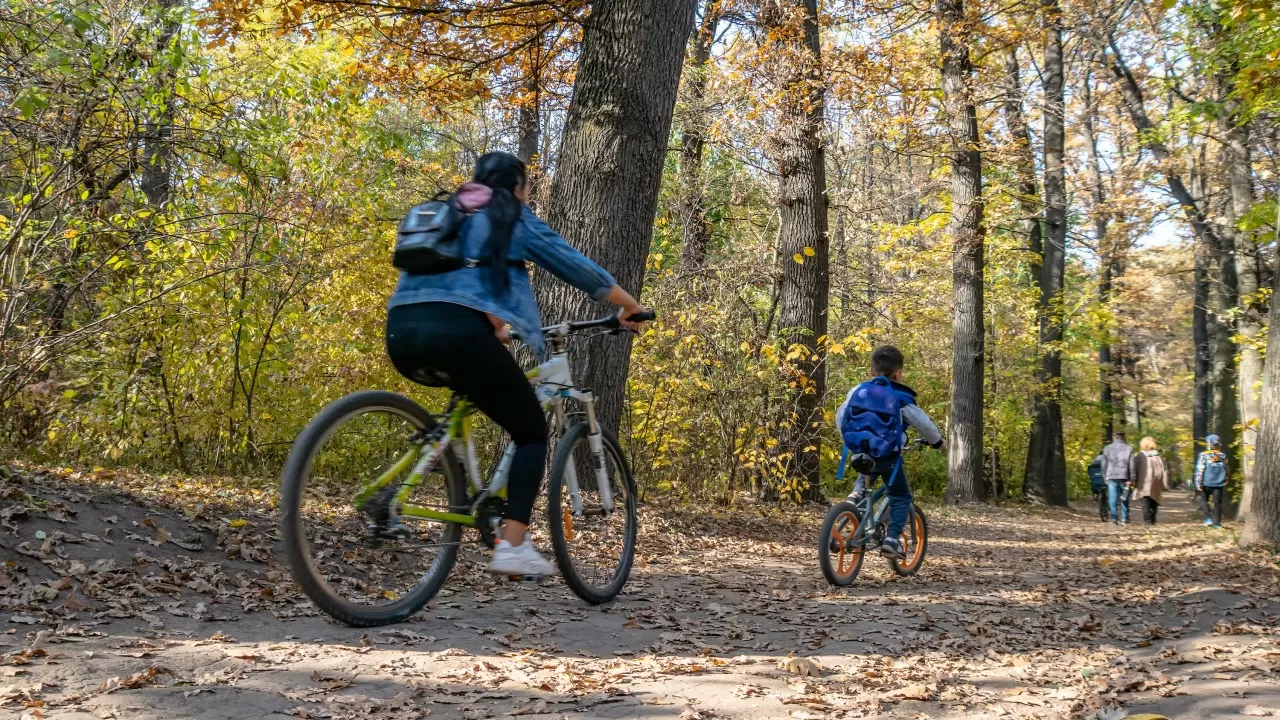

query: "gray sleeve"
left=835, top=389, right=855, bottom=428
left=901, top=405, right=942, bottom=445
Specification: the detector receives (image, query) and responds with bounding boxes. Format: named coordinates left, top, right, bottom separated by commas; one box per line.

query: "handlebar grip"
left=626, top=310, right=657, bottom=323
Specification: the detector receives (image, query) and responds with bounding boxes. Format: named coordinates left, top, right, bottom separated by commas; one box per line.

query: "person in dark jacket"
left=1088, top=452, right=1107, bottom=522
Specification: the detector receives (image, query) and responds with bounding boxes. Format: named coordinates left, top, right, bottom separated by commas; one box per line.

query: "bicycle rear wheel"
left=889, top=503, right=928, bottom=577
left=547, top=422, right=637, bottom=604
left=818, top=501, right=866, bottom=586
left=280, top=391, right=466, bottom=627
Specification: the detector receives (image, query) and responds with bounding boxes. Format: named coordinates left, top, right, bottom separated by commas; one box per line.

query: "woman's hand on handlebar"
left=605, top=284, right=650, bottom=330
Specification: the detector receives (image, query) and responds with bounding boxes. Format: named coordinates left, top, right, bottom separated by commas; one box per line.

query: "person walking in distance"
left=1132, top=436, right=1169, bottom=525
left=1195, top=434, right=1229, bottom=529
left=1088, top=450, right=1108, bottom=522
left=1101, top=432, right=1134, bottom=525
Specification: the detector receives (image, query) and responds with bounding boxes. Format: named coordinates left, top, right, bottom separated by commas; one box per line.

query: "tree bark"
left=1241, top=196, right=1280, bottom=548
left=1219, top=79, right=1260, bottom=520
left=760, top=0, right=830, bottom=502
left=939, top=0, right=984, bottom=504
left=1194, top=243, right=1213, bottom=458
left=1213, top=267, right=1241, bottom=481
left=678, top=1, right=720, bottom=271
left=1023, top=0, right=1068, bottom=507
left=1001, top=46, right=1041, bottom=278
left=537, top=0, right=698, bottom=437
left=141, top=0, right=182, bottom=208
left=1081, top=67, right=1113, bottom=444
left=1098, top=33, right=1227, bottom=255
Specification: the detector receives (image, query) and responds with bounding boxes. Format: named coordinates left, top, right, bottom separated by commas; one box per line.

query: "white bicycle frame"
left=439, top=322, right=615, bottom=519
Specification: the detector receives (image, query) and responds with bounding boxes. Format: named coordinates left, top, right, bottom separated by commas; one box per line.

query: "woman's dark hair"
left=472, top=151, right=527, bottom=293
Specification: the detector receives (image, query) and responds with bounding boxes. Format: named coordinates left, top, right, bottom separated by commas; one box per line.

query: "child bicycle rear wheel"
left=818, top=501, right=867, bottom=586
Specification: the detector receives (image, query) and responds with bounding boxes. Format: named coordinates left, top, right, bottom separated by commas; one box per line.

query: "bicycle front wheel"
left=818, top=501, right=866, bottom=586
left=889, top=503, right=928, bottom=577
left=547, top=422, right=637, bottom=604
left=280, top=391, right=466, bottom=627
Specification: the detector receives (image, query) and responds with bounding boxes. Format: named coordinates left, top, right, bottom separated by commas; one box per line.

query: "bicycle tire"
left=280, top=390, right=466, bottom=627
left=889, top=503, right=928, bottom=577
left=547, top=422, right=637, bottom=604
left=818, top=501, right=867, bottom=586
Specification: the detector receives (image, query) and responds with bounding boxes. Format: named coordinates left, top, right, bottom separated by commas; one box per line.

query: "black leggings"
left=386, top=302, right=547, bottom=525
left=1141, top=496, right=1159, bottom=524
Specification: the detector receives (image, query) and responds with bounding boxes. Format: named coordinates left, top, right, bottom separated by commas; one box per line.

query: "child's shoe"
left=1212, top=524, right=1223, bottom=530
left=1203, top=519, right=1214, bottom=527
left=880, top=537, right=905, bottom=560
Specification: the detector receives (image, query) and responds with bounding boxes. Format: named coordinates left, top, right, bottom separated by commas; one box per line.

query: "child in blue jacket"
left=836, top=346, right=943, bottom=559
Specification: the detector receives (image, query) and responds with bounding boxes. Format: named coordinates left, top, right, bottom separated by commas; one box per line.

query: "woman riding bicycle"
left=386, top=151, right=647, bottom=577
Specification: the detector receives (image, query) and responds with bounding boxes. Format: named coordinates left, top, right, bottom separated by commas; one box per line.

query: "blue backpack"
left=840, top=377, right=904, bottom=460
left=1201, top=451, right=1228, bottom=487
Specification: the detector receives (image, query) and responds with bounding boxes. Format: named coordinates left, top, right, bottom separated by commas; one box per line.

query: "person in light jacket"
left=1101, top=432, right=1134, bottom=525
left=1132, top=436, right=1168, bottom=525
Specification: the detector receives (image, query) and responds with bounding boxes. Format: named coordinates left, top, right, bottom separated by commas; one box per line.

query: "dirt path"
left=1, top=467, right=1278, bottom=719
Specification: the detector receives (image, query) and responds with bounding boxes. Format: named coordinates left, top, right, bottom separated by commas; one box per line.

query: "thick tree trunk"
left=537, top=0, right=698, bottom=437
left=761, top=0, right=830, bottom=503
left=1194, top=245, right=1213, bottom=458
left=1242, top=199, right=1280, bottom=548
left=678, top=1, right=719, bottom=271
left=1001, top=47, right=1041, bottom=277
left=938, top=0, right=985, bottom=504
left=1221, top=91, right=1259, bottom=520
left=1082, top=70, right=1113, bottom=444
left=1023, top=0, right=1068, bottom=507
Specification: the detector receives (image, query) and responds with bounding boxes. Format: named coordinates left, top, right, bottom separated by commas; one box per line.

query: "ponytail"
left=486, top=187, right=518, bottom=293
left=471, top=151, right=528, bottom=296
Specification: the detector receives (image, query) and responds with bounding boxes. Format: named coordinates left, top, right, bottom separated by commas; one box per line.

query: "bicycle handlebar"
left=511, top=311, right=657, bottom=343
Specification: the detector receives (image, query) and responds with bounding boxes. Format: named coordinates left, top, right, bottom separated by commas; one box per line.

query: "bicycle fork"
left=561, top=390, right=614, bottom=516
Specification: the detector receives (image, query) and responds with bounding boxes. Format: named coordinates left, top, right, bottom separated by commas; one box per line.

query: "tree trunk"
left=1023, top=0, right=1068, bottom=507
left=1242, top=196, right=1280, bottom=548
left=1194, top=244, right=1213, bottom=458
left=1220, top=83, right=1260, bottom=520
left=537, top=0, right=698, bottom=437
left=678, top=1, right=719, bottom=271
left=761, top=0, right=830, bottom=503
left=141, top=0, right=182, bottom=208
left=1001, top=46, right=1041, bottom=278
left=1213, top=271, right=1241, bottom=482
left=1098, top=33, right=1227, bottom=255
left=938, top=0, right=984, bottom=504
left=1082, top=67, right=1113, bottom=444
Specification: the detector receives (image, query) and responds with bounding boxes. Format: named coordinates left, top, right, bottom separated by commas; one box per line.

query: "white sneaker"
left=487, top=536, right=555, bottom=576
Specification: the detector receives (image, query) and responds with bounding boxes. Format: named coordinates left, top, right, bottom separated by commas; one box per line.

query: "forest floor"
left=0, top=465, right=1278, bottom=720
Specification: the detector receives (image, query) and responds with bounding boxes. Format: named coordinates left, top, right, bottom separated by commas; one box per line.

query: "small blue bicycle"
left=818, top=440, right=930, bottom=586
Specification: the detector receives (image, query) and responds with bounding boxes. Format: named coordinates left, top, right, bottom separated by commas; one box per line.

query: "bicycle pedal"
left=506, top=574, right=546, bottom=583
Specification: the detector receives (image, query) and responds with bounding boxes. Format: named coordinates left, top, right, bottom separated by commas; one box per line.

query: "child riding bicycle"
left=836, top=346, right=943, bottom=560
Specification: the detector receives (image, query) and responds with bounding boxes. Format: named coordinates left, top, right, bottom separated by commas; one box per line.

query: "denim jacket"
left=388, top=207, right=615, bottom=359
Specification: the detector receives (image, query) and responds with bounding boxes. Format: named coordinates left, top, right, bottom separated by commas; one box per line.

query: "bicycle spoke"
left=293, top=406, right=459, bottom=609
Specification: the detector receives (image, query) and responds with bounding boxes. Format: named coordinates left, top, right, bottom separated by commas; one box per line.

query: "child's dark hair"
left=871, top=345, right=904, bottom=376
left=472, top=151, right=527, bottom=294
